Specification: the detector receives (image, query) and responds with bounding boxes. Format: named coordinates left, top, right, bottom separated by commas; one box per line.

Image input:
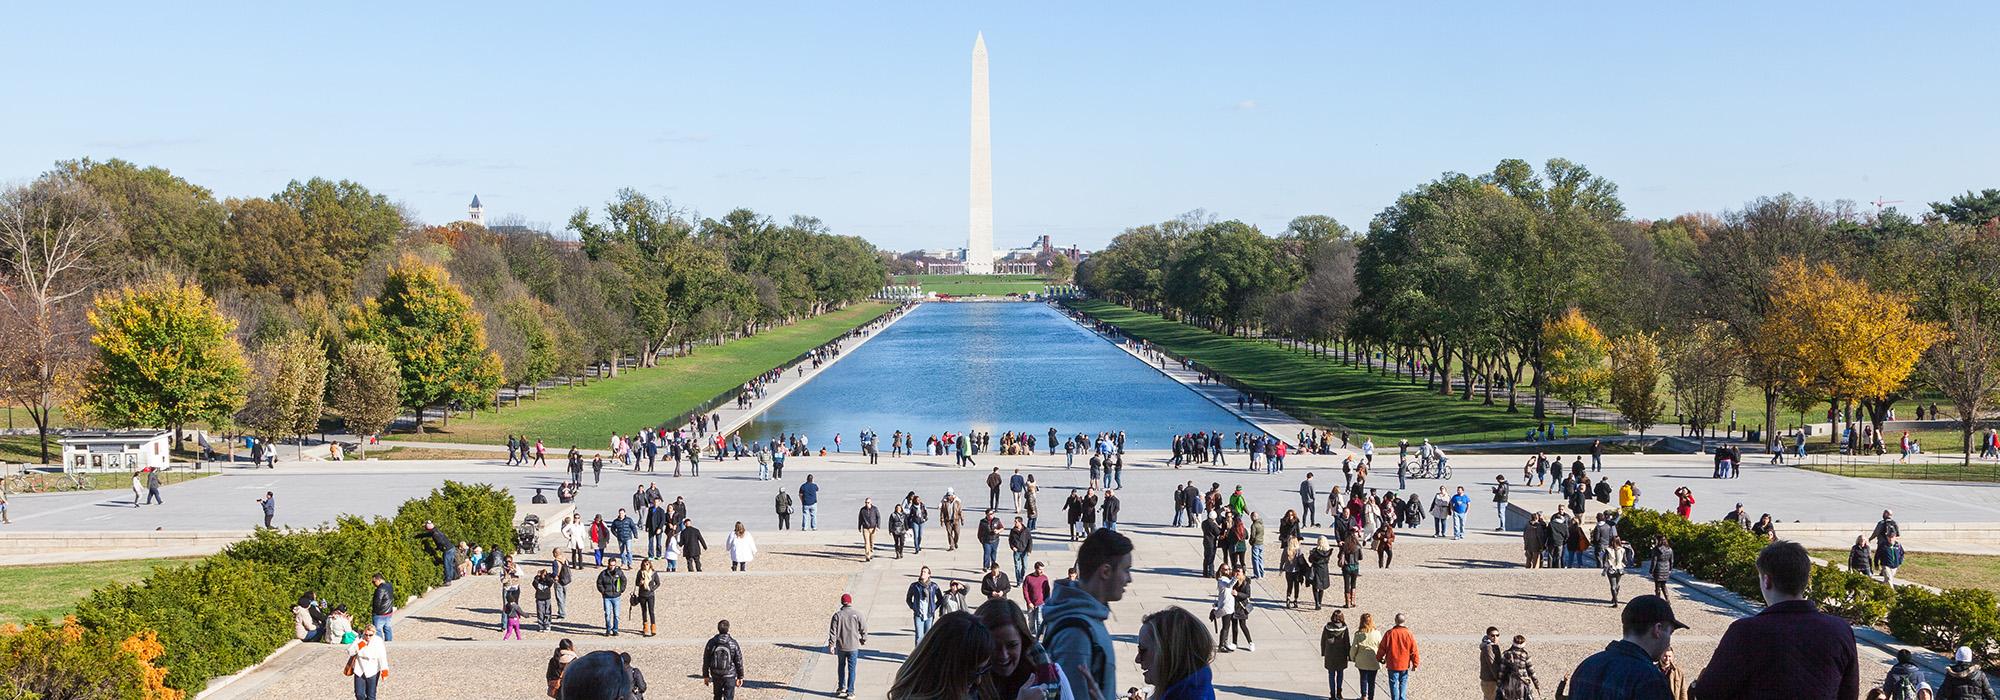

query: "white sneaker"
left=1244, top=642, right=1255, bottom=652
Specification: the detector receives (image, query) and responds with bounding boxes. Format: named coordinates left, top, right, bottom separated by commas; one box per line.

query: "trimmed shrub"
left=0, top=620, right=181, bottom=700
left=1888, top=587, right=2000, bottom=664
left=1620, top=506, right=2000, bottom=664
left=1810, top=564, right=1894, bottom=625
left=47, top=480, right=516, bottom=695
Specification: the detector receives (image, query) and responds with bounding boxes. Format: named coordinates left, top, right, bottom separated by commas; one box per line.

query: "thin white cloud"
left=1236, top=99, right=1259, bottom=111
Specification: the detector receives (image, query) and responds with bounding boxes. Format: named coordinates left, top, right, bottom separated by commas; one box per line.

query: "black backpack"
left=706, top=638, right=735, bottom=677
left=557, top=562, right=572, bottom=586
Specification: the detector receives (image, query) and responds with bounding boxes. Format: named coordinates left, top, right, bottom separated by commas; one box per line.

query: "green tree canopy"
left=73, top=278, right=250, bottom=443
left=344, top=257, right=503, bottom=427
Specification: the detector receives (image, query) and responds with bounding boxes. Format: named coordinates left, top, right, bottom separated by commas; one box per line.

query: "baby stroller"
left=514, top=514, right=541, bottom=552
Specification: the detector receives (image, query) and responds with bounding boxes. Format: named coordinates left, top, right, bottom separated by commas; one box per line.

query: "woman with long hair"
left=1338, top=532, right=1363, bottom=608
left=1228, top=570, right=1255, bottom=652
left=632, top=558, right=660, bottom=636
left=1308, top=537, right=1333, bottom=610
left=888, top=611, right=995, bottom=700
left=1136, top=606, right=1216, bottom=700
left=974, top=598, right=1074, bottom=700
left=1352, top=612, right=1382, bottom=699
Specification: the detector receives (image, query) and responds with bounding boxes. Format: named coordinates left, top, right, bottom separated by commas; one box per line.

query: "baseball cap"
left=1622, top=595, right=1689, bottom=630
left=841, top=593, right=853, bottom=605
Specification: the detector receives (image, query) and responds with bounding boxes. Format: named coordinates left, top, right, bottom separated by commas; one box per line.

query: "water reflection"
left=738, top=302, right=1257, bottom=448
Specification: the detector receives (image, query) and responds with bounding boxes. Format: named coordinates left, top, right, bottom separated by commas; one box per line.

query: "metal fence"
left=1793, top=451, right=2000, bottom=482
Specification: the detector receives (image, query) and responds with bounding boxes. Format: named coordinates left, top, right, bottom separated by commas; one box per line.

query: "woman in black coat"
left=1308, top=537, right=1334, bottom=610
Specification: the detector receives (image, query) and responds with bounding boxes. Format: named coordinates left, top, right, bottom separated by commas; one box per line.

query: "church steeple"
left=468, top=194, right=485, bottom=226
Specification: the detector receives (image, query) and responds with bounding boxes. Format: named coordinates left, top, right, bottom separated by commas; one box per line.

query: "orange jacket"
left=1376, top=625, right=1420, bottom=671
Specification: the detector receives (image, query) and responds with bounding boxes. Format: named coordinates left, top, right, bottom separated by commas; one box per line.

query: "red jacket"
left=1377, top=625, right=1420, bottom=672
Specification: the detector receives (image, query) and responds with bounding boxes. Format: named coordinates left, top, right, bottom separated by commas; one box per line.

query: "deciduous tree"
left=239, top=330, right=327, bottom=458
left=1750, top=259, right=1942, bottom=436
left=0, top=174, right=117, bottom=462
left=1921, top=305, right=2000, bottom=464
left=329, top=340, right=400, bottom=456
left=344, top=257, right=503, bottom=431
left=1541, top=308, right=1611, bottom=425
left=73, top=278, right=250, bottom=449
left=1666, top=321, right=1740, bottom=438
left=1609, top=332, right=1667, bottom=436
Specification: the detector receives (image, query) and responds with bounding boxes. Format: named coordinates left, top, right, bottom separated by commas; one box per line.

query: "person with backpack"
left=1940, top=646, right=1997, bottom=700
left=702, top=619, right=745, bottom=699
left=1044, top=528, right=1133, bottom=700
left=1497, top=635, right=1541, bottom=700
left=1883, top=648, right=1926, bottom=700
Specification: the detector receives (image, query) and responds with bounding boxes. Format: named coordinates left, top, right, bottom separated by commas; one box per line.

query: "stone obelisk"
left=966, top=32, right=994, bottom=274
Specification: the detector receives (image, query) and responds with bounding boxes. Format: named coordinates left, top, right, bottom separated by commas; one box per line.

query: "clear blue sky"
left=3, top=3, right=1993, bottom=251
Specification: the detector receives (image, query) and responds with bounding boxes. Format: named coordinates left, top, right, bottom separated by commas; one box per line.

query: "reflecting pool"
left=737, top=302, right=1258, bottom=448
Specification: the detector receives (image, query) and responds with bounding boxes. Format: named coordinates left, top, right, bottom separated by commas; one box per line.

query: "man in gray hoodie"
left=1043, top=529, right=1132, bottom=700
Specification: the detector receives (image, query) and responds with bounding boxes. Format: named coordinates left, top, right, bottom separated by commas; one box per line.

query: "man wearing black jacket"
left=597, top=561, right=627, bottom=636
left=1201, top=513, right=1223, bottom=577
left=702, top=619, right=745, bottom=699
left=645, top=499, right=670, bottom=559
left=680, top=519, right=709, bottom=572
left=370, top=572, right=395, bottom=641
left=421, top=521, right=456, bottom=583
left=977, top=510, right=1002, bottom=570
left=1008, top=516, right=1032, bottom=581
left=857, top=498, right=881, bottom=562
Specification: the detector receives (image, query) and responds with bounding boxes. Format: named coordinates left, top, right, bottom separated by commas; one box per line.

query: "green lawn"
left=1068, top=300, right=1619, bottom=444
left=892, top=274, right=1049, bottom=297
left=389, top=303, right=894, bottom=447
left=1810, top=550, right=2000, bottom=599
left=1793, top=458, right=2000, bottom=483
left=0, top=558, right=201, bottom=625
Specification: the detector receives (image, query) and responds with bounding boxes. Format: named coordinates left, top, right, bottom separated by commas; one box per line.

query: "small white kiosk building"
left=60, top=430, right=173, bottom=473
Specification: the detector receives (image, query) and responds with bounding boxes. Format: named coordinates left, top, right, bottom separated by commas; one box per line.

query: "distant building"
left=468, top=194, right=485, bottom=226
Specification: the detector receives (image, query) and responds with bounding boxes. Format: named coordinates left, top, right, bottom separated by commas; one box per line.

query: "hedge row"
left=1618, top=508, right=2000, bottom=663
left=2, top=481, right=515, bottom=697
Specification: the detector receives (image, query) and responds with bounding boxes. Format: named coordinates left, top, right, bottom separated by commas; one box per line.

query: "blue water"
left=738, top=302, right=1257, bottom=448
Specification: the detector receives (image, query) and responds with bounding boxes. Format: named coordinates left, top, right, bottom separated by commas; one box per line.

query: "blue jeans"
left=802, top=505, right=817, bottom=530
left=1495, top=503, right=1509, bottom=531
left=835, top=650, right=859, bottom=694
left=1359, top=669, right=1377, bottom=698
left=648, top=532, right=664, bottom=558
left=1251, top=544, right=1265, bottom=578
left=1013, top=551, right=1027, bottom=581
left=758, top=463, right=770, bottom=480
left=353, top=672, right=380, bottom=700
left=1591, top=454, right=1603, bottom=471
left=983, top=541, right=998, bottom=570
left=913, top=613, right=933, bottom=643
left=1327, top=669, right=1345, bottom=699
left=1388, top=669, right=1409, bottom=700
left=1433, top=516, right=1446, bottom=538
left=618, top=539, right=634, bottom=567
left=602, top=597, right=620, bottom=634
left=911, top=522, right=924, bottom=551
left=1450, top=513, right=1466, bottom=539
left=372, top=614, right=393, bottom=641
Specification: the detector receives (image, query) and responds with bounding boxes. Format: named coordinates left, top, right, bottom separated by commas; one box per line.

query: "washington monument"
left=966, top=32, right=994, bottom=274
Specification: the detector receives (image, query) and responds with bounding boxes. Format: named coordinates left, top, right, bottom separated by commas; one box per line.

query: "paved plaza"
left=13, top=447, right=1964, bottom=698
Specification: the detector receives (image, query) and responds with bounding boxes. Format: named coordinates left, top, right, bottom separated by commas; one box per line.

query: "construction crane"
left=1871, top=196, right=1904, bottom=210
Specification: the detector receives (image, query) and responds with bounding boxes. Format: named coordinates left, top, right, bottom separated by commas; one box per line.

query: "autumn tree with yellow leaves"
left=1541, top=308, right=1611, bottom=426
left=1749, top=258, right=1943, bottom=437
